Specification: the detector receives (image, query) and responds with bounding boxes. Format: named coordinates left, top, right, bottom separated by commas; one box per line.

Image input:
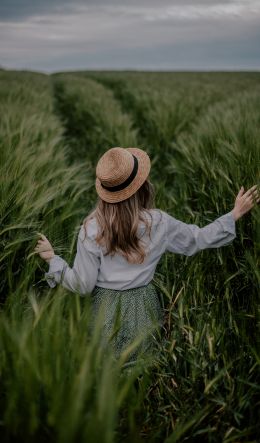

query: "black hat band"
left=101, top=154, right=138, bottom=192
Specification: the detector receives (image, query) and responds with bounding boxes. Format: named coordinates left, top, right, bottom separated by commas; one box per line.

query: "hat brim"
left=95, top=147, right=151, bottom=203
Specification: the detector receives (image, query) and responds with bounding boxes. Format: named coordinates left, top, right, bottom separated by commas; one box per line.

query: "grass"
left=0, top=69, right=259, bottom=442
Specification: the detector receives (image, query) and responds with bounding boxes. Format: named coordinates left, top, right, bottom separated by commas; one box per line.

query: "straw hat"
left=95, top=147, right=151, bottom=203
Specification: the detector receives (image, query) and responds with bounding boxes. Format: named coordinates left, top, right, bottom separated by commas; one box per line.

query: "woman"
left=34, top=147, right=259, bottom=368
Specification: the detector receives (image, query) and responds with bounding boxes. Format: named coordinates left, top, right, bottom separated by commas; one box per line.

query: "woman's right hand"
left=231, top=185, right=259, bottom=221
left=34, top=233, right=55, bottom=263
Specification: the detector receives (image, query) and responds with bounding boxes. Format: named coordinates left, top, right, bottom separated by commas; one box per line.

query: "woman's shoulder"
left=139, top=208, right=168, bottom=227
left=145, top=208, right=167, bottom=220
left=78, top=216, right=99, bottom=242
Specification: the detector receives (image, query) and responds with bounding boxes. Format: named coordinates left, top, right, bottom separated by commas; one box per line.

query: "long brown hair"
left=82, top=179, right=156, bottom=264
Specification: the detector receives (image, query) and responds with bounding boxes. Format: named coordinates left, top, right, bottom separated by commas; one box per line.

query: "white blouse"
left=45, top=209, right=236, bottom=295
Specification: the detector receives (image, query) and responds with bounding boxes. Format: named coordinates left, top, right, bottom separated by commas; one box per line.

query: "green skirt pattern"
left=90, top=281, right=164, bottom=369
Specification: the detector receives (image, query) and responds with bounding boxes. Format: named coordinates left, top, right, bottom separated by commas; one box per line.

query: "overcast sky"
left=1, top=0, right=260, bottom=72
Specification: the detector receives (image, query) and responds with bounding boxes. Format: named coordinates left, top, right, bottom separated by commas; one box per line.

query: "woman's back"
left=85, top=208, right=166, bottom=290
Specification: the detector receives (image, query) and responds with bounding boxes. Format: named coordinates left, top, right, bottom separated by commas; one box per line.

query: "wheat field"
left=0, top=69, right=259, bottom=443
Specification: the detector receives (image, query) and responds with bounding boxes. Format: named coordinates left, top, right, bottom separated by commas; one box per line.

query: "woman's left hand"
left=232, top=184, right=259, bottom=221
left=34, top=233, right=55, bottom=263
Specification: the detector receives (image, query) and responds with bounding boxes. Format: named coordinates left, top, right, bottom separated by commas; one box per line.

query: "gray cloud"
left=0, top=0, right=259, bottom=71
left=1, top=0, right=258, bottom=21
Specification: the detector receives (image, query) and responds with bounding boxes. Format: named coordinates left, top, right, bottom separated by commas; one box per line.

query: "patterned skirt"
left=90, top=281, right=165, bottom=371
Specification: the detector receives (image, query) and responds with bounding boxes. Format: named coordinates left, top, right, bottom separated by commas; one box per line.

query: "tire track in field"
left=81, top=74, right=179, bottom=186
left=50, top=73, right=138, bottom=168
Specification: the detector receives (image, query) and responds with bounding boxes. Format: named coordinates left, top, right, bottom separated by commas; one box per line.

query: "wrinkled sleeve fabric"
left=44, top=225, right=101, bottom=295
left=164, top=210, right=236, bottom=256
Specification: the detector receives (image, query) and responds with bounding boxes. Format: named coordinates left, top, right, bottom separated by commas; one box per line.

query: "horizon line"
left=1, top=67, right=260, bottom=75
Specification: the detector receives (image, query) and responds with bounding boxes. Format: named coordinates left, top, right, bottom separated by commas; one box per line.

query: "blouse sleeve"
left=164, top=210, right=236, bottom=256
left=44, top=225, right=101, bottom=295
